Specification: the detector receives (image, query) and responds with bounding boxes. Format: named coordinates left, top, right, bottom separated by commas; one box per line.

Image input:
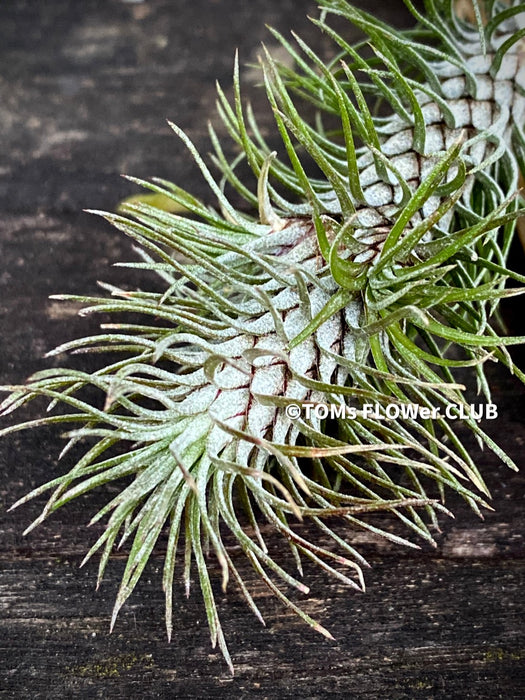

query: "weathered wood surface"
left=0, top=1, right=524, bottom=697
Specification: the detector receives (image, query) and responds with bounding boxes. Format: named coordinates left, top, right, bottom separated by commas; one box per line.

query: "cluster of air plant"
left=2, top=0, right=525, bottom=672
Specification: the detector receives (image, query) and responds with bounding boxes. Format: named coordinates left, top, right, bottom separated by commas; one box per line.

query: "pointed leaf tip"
left=315, top=623, right=335, bottom=641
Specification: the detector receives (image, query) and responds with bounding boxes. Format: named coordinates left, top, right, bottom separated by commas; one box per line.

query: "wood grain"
left=0, top=1, right=524, bottom=697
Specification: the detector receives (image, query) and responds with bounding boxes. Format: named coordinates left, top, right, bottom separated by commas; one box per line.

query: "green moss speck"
left=484, top=648, right=525, bottom=663
left=68, top=652, right=154, bottom=679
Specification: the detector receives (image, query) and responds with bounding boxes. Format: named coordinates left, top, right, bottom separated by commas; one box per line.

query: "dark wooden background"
left=0, top=1, right=524, bottom=697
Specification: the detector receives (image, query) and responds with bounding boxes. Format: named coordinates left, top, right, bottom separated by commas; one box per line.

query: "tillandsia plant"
left=2, top=0, right=525, bottom=672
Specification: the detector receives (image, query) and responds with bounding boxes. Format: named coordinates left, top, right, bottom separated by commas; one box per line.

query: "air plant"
left=2, top=0, right=525, bottom=673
